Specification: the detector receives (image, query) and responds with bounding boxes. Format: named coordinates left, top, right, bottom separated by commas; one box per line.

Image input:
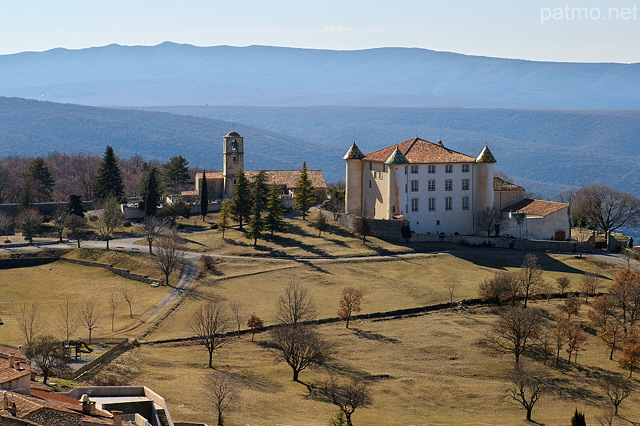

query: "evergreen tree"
left=200, top=171, right=208, bottom=220
left=18, top=178, right=35, bottom=210
left=66, top=194, right=86, bottom=217
left=27, top=157, right=55, bottom=201
left=140, top=166, right=161, bottom=217
left=265, top=184, right=286, bottom=237
left=246, top=172, right=268, bottom=245
left=231, top=171, right=252, bottom=230
left=162, top=155, right=190, bottom=195
left=294, top=162, right=315, bottom=220
left=217, top=199, right=231, bottom=238
left=93, top=145, right=125, bottom=202
left=570, top=409, right=586, bottom=426
left=311, top=211, right=329, bottom=237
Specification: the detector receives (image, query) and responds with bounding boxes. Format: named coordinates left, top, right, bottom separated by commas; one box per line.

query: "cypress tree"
left=570, top=409, right=586, bottom=426
left=265, top=183, right=286, bottom=237
left=93, top=145, right=125, bottom=202
left=200, top=171, right=208, bottom=220
left=27, top=157, right=55, bottom=201
left=141, top=166, right=161, bottom=217
left=294, top=162, right=315, bottom=220
left=217, top=199, right=231, bottom=238
left=246, top=172, right=267, bottom=246
left=231, top=171, right=251, bottom=230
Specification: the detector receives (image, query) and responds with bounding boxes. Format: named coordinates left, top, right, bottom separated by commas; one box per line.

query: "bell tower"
left=223, top=131, right=244, bottom=198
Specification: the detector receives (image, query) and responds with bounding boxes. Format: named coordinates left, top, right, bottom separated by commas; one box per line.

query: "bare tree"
left=446, top=278, right=457, bottom=309
left=95, top=197, right=123, bottom=250
left=66, top=214, right=88, bottom=248
left=0, top=211, right=13, bottom=242
left=247, top=314, right=264, bottom=342
left=312, top=376, right=370, bottom=426
left=108, top=287, right=118, bottom=331
left=619, top=341, right=640, bottom=377
left=275, top=283, right=316, bottom=325
left=476, top=207, right=502, bottom=237
left=230, top=302, right=242, bottom=338
left=142, top=215, right=167, bottom=255
left=79, top=302, right=101, bottom=344
left=152, top=227, right=186, bottom=286
left=30, top=335, right=68, bottom=385
left=478, top=271, right=519, bottom=305
left=57, top=295, right=78, bottom=343
left=580, top=271, right=601, bottom=303
left=191, top=302, right=228, bottom=368
left=564, top=322, right=587, bottom=364
left=589, top=295, right=623, bottom=360
left=559, top=294, right=581, bottom=320
left=121, top=285, right=134, bottom=318
left=556, top=276, right=571, bottom=294
left=337, top=288, right=363, bottom=329
left=517, top=254, right=544, bottom=308
left=272, top=325, right=330, bottom=381
left=205, top=371, right=239, bottom=426
left=489, top=307, right=543, bottom=364
left=15, top=207, right=43, bottom=244
left=51, top=207, right=70, bottom=243
left=353, top=216, right=371, bottom=243
left=599, top=374, right=634, bottom=416
left=15, top=301, right=43, bottom=352
left=506, top=361, right=549, bottom=422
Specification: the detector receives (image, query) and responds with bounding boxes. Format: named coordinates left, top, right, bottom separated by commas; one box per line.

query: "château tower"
left=223, top=131, right=244, bottom=197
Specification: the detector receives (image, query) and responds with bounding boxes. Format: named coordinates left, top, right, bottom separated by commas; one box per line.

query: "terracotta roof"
left=180, top=190, right=198, bottom=196
left=199, top=170, right=327, bottom=189
left=493, top=177, right=525, bottom=191
left=385, top=147, right=410, bottom=165
left=0, top=359, right=31, bottom=384
left=363, top=138, right=476, bottom=164
left=503, top=199, right=568, bottom=217
left=0, top=345, right=28, bottom=361
left=343, top=143, right=365, bottom=160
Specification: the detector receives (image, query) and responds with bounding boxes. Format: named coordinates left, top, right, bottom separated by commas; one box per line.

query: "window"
left=404, top=184, right=407, bottom=193
left=462, top=179, right=469, bottom=191
left=462, top=196, right=470, bottom=210
left=411, top=198, right=419, bottom=212
left=462, top=164, right=470, bottom=173
left=405, top=166, right=408, bottom=174
left=410, top=165, right=419, bottom=174
left=428, top=198, right=436, bottom=211
left=445, top=179, right=452, bottom=191
left=368, top=181, right=372, bottom=188
left=411, top=180, right=419, bottom=192
left=511, top=194, right=515, bottom=200
left=445, top=164, right=453, bottom=173
left=445, top=197, right=452, bottom=210
left=369, top=163, right=372, bottom=171
left=428, top=179, right=436, bottom=191
left=233, top=156, right=237, bottom=164
left=428, top=165, right=436, bottom=174
left=383, top=164, right=387, bottom=172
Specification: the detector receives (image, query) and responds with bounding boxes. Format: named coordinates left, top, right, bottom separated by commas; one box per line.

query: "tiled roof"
left=0, top=345, right=28, bottom=361
left=503, top=199, right=568, bottom=217
left=0, top=359, right=30, bottom=384
left=199, top=170, right=327, bottom=189
left=343, top=143, right=365, bottom=160
left=493, top=177, right=525, bottom=191
left=385, top=147, right=410, bottom=165
left=363, top=138, right=476, bottom=164
left=180, top=190, right=198, bottom=196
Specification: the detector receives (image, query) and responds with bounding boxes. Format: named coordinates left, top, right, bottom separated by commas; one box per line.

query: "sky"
left=0, top=0, right=638, bottom=63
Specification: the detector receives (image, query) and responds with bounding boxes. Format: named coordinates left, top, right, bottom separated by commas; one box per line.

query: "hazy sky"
left=1, top=0, right=638, bottom=62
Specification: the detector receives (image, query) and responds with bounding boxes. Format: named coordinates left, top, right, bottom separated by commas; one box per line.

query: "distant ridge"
left=0, top=42, right=639, bottom=109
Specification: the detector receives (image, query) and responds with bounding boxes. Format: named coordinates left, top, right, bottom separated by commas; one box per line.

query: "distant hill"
left=0, top=43, right=639, bottom=109
left=138, top=105, right=640, bottom=197
left=0, top=97, right=341, bottom=179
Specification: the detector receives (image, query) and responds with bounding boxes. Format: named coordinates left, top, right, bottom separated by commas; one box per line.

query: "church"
left=344, top=137, right=569, bottom=239
left=191, top=132, right=327, bottom=205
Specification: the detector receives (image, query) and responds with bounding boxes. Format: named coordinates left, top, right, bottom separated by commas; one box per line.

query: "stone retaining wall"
left=60, top=258, right=162, bottom=286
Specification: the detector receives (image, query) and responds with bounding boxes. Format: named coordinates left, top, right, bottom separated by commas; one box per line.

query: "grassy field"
left=145, top=250, right=614, bottom=342
left=0, top=260, right=171, bottom=345
left=118, top=303, right=640, bottom=426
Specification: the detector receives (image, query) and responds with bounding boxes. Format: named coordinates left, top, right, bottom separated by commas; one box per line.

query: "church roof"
left=385, top=147, right=410, bottom=164
left=363, top=138, right=476, bottom=164
left=199, top=170, right=327, bottom=190
left=343, top=142, right=365, bottom=160
left=476, top=145, right=497, bottom=163
left=493, top=177, right=525, bottom=191
left=225, top=131, right=241, bottom=137
left=502, top=199, right=568, bottom=217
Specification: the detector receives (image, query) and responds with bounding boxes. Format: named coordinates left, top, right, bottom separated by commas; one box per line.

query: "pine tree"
left=27, top=157, right=55, bottom=201
left=265, top=183, right=286, bottom=237
left=246, top=172, right=268, bottom=246
left=93, top=146, right=125, bottom=202
left=200, top=171, right=208, bottom=220
left=294, top=162, right=315, bottom=220
left=570, top=409, right=586, bottom=426
left=66, top=194, right=86, bottom=217
left=18, top=178, right=35, bottom=210
left=231, top=171, right=252, bottom=230
left=162, top=156, right=190, bottom=195
left=141, top=166, right=161, bottom=217
left=311, top=211, right=329, bottom=236
left=217, top=199, right=231, bottom=238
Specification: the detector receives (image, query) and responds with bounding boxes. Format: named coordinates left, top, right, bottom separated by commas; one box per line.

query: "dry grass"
left=146, top=251, right=613, bottom=341
left=0, top=260, right=171, bottom=345
left=128, top=303, right=640, bottom=425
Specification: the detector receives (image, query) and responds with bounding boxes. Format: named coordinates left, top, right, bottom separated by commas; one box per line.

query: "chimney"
left=8, top=355, right=14, bottom=369
left=14, top=360, right=21, bottom=370
left=2, top=391, right=8, bottom=411
left=437, top=140, right=444, bottom=147
left=112, top=410, right=123, bottom=426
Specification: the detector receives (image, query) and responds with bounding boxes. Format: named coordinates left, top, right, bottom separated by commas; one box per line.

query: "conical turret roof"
left=476, top=145, right=497, bottom=163
left=385, top=147, right=410, bottom=165
left=343, top=142, right=365, bottom=160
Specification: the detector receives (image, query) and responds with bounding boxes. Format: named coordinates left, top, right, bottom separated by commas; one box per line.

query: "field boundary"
left=67, top=338, right=133, bottom=381
left=59, top=257, right=162, bottom=286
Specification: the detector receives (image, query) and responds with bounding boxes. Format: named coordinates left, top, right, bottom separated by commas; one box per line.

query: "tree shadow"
left=351, top=328, right=400, bottom=344
left=450, top=251, right=590, bottom=275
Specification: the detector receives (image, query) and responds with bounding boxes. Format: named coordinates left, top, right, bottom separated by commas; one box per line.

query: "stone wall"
left=60, top=258, right=162, bottom=286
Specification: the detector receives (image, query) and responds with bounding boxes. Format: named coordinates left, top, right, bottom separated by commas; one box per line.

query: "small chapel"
left=190, top=131, right=327, bottom=204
